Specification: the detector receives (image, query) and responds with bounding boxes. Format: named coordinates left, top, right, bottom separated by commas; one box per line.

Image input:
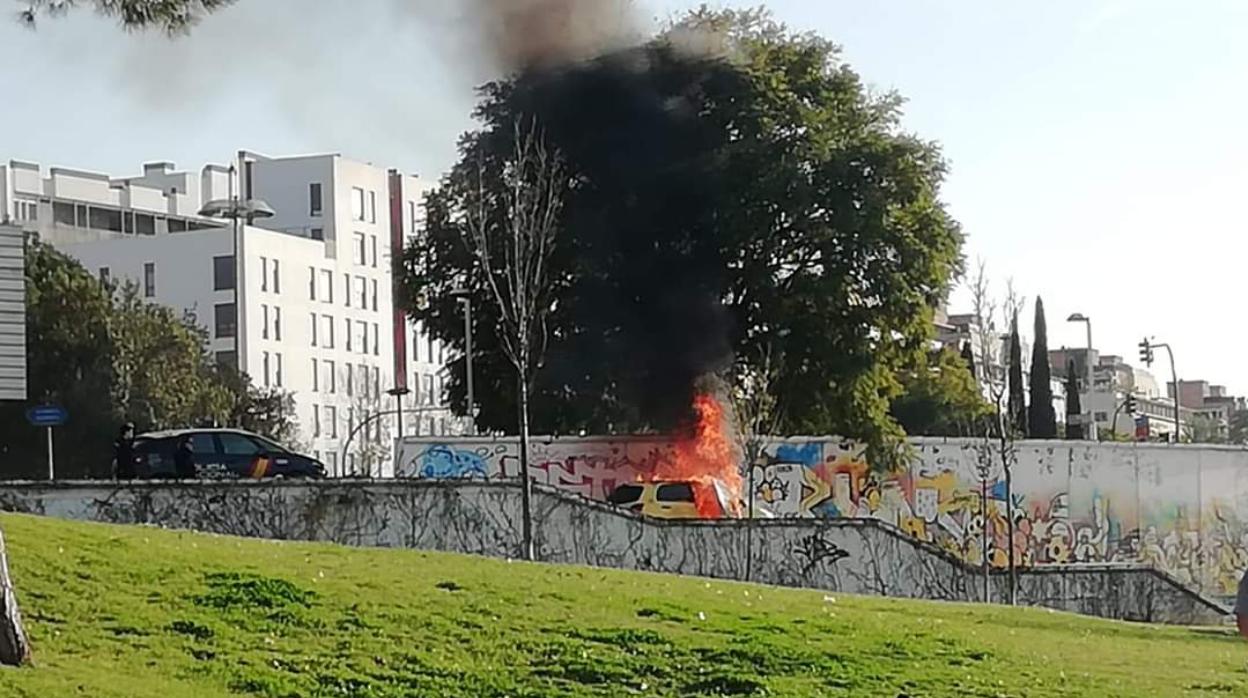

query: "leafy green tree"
left=1229, top=409, right=1248, bottom=445
left=402, top=9, right=964, bottom=465
left=1186, top=414, right=1227, bottom=445
left=1007, top=314, right=1026, bottom=437
left=891, top=348, right=994, bottom=437
left=1027, top=297, right=1057, bottom=438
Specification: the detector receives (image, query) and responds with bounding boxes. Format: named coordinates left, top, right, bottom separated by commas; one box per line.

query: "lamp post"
left=1067, top=313, right=1094, bottom=439
left=198, top=163, right=275, bottom=371
left=387, top=387, right=411, bottom=440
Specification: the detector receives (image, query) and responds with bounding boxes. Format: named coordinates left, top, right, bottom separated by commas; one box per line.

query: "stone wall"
left=0, top=480, right=1229, bottom=625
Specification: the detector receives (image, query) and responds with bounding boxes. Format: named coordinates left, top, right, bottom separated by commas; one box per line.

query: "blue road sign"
left=26, top=405, right=67, bottom=427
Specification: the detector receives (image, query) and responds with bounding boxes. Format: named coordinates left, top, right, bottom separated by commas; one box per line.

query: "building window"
left=359, top=365, right=370, bottom=398
left=358, top=321, right=369, bottom=354
left=311, top=227, right=324, bottom=241
left=346, top=364, right=354, bottom=397
left=272, top=259, right=280, bottom=294
left=99, top=267, right=111, bottom=285
left=262, top=305, right=270, bottom=339
left=325, top=451, right=337, bottom=475
left=357, top=276, right=368, bottom=308
left=260, top=257, right=269, bottom=292
left=352, top=187, right=365, bottom=221
left=1095, top=411, right=1109, bottom=422
left=274, top=353, right=283, bottom=387
left=262, top=352, right=271, bottom=387
left=312, top=358, right=320, bottom=392
left=354, top=233, right=366, bottom=265
left=370, top=279, right=378, bottom=312
left=326, top=406, right=338, bottom=439
left=143, top=262, right=156, bottom=297
left=214, top=303, right=236, bottom=338
left=424, top=374, right=435, bottom=406
left=428, top=336, right=435, bottom=365
left=322, top=314, right=335, bottom=349
left=216, top=351, right=237, bottom=369
left=368, top=190, right=377, bottom=223
left=273, top=307, right=282, bottom=341
left=309, top=182, right=323, bottom=216
left=322, top=270, right=334, bottom=303
left=369, top=235, right=378, bottom=267
left=408, top=200, right=417, bottom=234
left=373, top=367, right=381, bottom=401
left=135, top=214, right=155, bottom=236
left=345, top=318, right=353, bottom=352
left=412, top=373, right=422, bottom=404
left=325, top=360, right=336, bottom=394
left=309, top=266, right=317, bottom=301
left=213, top=256, right=234, bottom=291
left=313, top=405, right=321, bottom=437
left=310, top=313, right=318, bottom=346
left=344, top=273, right=352, bottom=308
left=372, top=323, right=379, bottom=357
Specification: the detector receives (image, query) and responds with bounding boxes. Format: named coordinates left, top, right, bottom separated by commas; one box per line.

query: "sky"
left=2, top=0, right=1246, bottom=393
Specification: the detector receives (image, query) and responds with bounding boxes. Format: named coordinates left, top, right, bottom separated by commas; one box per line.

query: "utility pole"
left=1140, top=338, right=1180, bottom=442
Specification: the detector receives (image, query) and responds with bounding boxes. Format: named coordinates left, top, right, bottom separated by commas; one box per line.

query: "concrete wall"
left=395, top=436, right=1248, bottom=602
left=0, top=480, right=1227, bottom=625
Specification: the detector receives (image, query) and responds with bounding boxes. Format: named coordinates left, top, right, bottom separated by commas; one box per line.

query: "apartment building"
left=0, top=153, right=450, bottom=475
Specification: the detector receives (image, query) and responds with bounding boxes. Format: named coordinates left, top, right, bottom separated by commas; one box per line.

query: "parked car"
left=132, top=429, right=324, bottom=480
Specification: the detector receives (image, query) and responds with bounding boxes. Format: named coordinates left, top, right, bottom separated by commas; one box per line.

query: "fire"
left=644, top=393, right=744, bottom=518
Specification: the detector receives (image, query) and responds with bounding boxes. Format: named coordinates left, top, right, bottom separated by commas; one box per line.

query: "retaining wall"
left=0, top=479, right=1228, bottom=625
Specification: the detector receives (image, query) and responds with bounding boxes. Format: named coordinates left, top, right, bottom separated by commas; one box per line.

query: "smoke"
left=504, top=43, right=746, bottom=431
left=463, top=0, right=639, bottom=72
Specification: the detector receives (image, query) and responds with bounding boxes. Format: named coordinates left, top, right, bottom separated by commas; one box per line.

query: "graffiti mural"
left=395, top=435, right=1248, bottom=599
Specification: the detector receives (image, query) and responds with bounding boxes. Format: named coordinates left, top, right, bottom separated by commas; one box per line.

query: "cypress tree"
left=1007, top=314, right=1027, bottom=436
left=1028, top=297, right=1058, bottom=438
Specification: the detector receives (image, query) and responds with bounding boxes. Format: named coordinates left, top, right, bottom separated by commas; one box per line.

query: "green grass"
left=0, top=513, right=1246, bottom=697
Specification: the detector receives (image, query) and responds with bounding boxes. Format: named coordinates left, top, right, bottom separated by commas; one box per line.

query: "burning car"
left=606, top=479, right=751, bottom=520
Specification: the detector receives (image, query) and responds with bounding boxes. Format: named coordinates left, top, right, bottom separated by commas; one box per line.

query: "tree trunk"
left=517, top=368, right=535, bottom=562
left=0, top=526, right=31, bottom=667
left=1004, top=456, right=1017, bottom=606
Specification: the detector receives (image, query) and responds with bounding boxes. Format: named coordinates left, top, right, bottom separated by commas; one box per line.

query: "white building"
left=1, top=153, right=454, bottom=476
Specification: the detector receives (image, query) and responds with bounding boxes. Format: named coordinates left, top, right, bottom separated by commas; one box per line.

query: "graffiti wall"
left=0, top=480, right=1228, bottom=625
left=395, top=436, right=1248, bottom=599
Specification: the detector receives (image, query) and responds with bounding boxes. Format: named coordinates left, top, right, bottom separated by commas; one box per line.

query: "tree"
left=1065, top=360, right=1084, bottom=440
left=458, top=120, right=566, bottom=561
left=402, top=9, right=964, bottom=469
left=1007, top=313, right=1026, bottom=438
left=1229, top=409, right=1248, bottom=445
left=960, top=341, right=976, bottom=384
left=0, top=526, right=31, bottom=666
left=214, top=366, right=299, bottom=446
left=17, top=0, right=233, bottom=33
left=891, top=347, right=994, bottom=437
left=1028, top=297, right=1057, bottom=438
left=1187, top=414, right=1227, bottom=445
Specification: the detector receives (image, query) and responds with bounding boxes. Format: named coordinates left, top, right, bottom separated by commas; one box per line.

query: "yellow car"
left=606, top=480, right=739, bottom=519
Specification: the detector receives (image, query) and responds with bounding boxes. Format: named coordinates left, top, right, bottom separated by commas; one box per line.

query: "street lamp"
left=1067, top=313, right=1094, bottom=439
left=451, top=288, right=475, bottom=434
left=198, top=164, right=275, bottom=370
left=387, top=386, right=411, bottom=440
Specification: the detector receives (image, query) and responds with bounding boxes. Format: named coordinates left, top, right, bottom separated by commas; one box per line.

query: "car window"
left=607, top=484, right=644, bottom=504
left=190, top=434, right=216, bottom=455
left=251, top=435, right=288, bottom=454
left=219, top=433, right=263, bottom=456
left=656, top=483, right=695, bottom=503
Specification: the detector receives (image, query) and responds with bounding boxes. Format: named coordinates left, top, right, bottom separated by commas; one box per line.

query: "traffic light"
left=1138, top=338, right=1154, bottom=366
left=1125, top=394, right=1137, bottom=415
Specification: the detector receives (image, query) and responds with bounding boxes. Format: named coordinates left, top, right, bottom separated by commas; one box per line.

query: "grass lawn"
left=0, top=512, right=1245, bottom=697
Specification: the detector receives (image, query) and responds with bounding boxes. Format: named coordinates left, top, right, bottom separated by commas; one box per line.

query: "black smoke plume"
left=494, top=42, right=748, bottom=430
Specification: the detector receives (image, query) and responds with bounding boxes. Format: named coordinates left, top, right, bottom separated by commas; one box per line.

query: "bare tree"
left=0, top=526, right=31, bottom=666
left=731, top=342, right=786, bottom=581
left=462, top=119, right=565, bottom=561
left=968, top=260, right=1023, bottom=605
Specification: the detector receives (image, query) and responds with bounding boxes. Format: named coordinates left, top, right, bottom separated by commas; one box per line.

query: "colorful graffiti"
left=396, top=436, right=1248, bottom=598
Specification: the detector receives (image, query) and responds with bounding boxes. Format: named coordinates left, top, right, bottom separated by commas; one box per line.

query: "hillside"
left=0, top=513, right=1244, bottom=697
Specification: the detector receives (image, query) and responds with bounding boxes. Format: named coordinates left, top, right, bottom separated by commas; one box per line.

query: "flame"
left=644, top=393, right=744, bottom=518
